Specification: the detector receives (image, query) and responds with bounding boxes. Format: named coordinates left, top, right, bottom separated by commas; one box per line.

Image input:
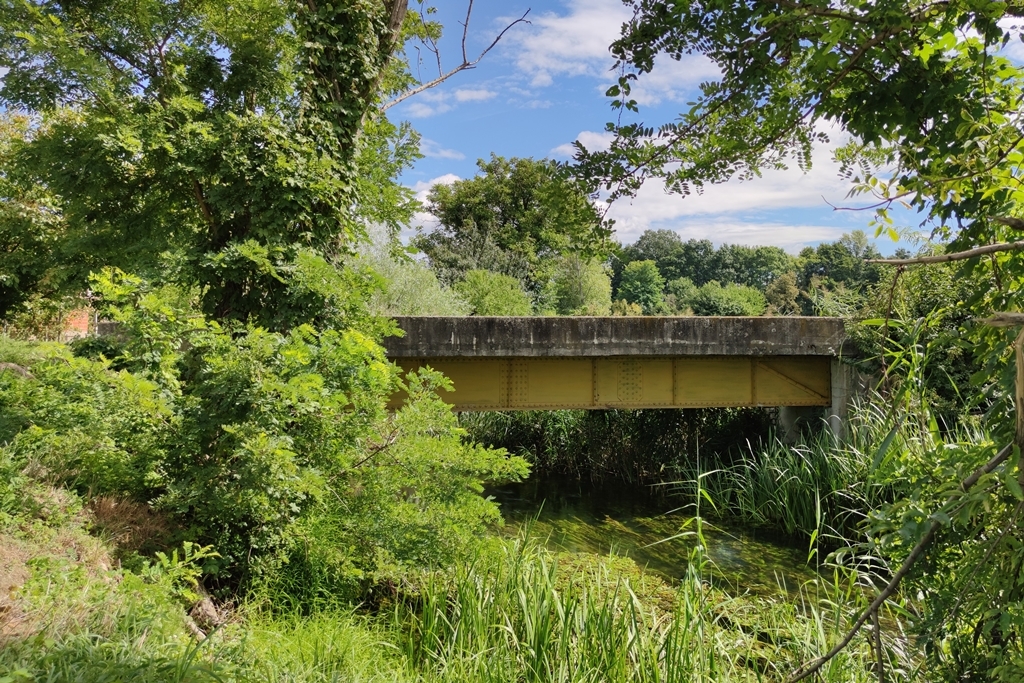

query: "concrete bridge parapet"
left=384, top=316, right=846, bottom=359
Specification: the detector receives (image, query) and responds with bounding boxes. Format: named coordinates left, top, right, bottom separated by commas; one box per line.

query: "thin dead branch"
left=0, top=363, right=33, bottom=380
left=383, top=7, right=531, bottom=111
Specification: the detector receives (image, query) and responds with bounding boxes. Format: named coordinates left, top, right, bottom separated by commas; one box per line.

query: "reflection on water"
left=489, top=476, right=822, bottom=597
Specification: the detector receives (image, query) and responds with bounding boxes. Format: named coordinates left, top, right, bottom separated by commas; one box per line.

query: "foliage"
left=0, top=0, right=408, bottom=329
left=551, top=256, right=612, bottom=316
left=614, top=231, right=794, bottom=293
left=0, top=342, right=172, bottom=501
left=582, top=1, right=1024, bottom=247
left=765, top=272, right=802, bottom=315
left=616, top=260, right=666, bottom=315
left=416, top=155, right=613, bottom=294
left=798, top=232, right=883, bottom=296
left=1, top=276, right=527, bottom=589
left=689, top=281, right=767, bottom=317
left=609, top=299, right=643, bottom=317
left=0, top=113, right=67, bottom=319
left=454, top=270, right=533, bottom=316
left=355, top=226, right=469, bottom=317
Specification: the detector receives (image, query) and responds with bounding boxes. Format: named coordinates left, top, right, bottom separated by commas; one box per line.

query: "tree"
left=764, top=272, right=801, bottom=315
left=454, top=270, right=533, bottom=316
left=552, top=256, right=612, bottom=315
left=712, top=244, right=794, bottom=290
left=416, top=155, right=613, bottom=293
left=617, top=260, right=665, bottom=315
left=0, top=0, right=408, bottom=329
left=617, top=229, right=685, bottom=283
left=798, top=231, right=882, bottom=293
left=577, top=3, right=1024, bottom=677
left=665, top=276, right=698, bottom=313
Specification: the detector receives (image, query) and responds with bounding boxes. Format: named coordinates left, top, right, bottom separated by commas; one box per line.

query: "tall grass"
left=674, top=391, right=985, bottom=548
left=388, top=536, right=905, bottom=683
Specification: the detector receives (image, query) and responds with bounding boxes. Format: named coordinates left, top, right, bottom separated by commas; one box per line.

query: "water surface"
left=490, top=476, right=823, bottom=597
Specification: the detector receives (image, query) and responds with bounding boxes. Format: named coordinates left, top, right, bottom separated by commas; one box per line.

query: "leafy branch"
left=788, top=442, right=1014, bottom=683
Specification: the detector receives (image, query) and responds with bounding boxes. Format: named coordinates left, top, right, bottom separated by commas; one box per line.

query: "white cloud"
left=550, top=130, right=616, bottom=158
left=420, top=138, right=465, bottom=160
left=398, top=86, right=498, bottom=117
left=454, top=88, right=497, bottom=102
left=600, top=122, right=871, bottom=249
left=508, top=0, right=629, bottom=85
left=405, top=100, right=452, bottom=118
left=410, top=174, right=461, bottom=231
left=506, top=0, right=718, bottom=103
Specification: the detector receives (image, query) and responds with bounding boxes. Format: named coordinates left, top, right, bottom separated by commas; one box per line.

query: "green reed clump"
left=674, top=393, right=983, bottom=547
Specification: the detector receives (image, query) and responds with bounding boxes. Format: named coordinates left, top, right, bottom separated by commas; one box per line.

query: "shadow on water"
left=489, top=476, right=822, bottom=597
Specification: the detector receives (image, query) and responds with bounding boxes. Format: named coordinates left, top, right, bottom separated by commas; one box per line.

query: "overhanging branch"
left=866, top=241, right=1024, bottom=265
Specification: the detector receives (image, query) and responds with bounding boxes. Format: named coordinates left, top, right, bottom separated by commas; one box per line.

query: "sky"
left=388, top=0, right=926, bottom=255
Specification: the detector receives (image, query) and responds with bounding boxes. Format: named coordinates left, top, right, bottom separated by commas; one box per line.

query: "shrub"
left=617, top=260, right=666, bottom=314
left=552, top=256, right=612, bottom=315
left=689, top=281, right=767, bottom=316
left=454, top=270, right=533, bottom=316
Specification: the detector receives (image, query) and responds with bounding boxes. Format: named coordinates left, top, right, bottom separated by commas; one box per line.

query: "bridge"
left=384, top=317, right=852, bottom=429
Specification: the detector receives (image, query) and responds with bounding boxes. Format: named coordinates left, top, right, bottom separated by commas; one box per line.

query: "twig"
left=383, top=8, right=531, bottom=110
left=866, top=241, right=1024, bottom=265
left=0, top=363, right=34, bottom=379
left=787, top=443, right=1014, bottom=683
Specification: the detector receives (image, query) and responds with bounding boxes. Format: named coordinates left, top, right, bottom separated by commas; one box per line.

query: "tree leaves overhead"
left=577, top=0, right=1024, bottom=248
left=0, top=0, right=407, bottom=328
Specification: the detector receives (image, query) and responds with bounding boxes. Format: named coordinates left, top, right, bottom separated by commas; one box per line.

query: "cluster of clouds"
left=395, top=0, right=910, bottom=251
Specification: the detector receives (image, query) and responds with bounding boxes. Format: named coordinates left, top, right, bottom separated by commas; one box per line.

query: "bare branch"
left=788, top=443, right=1014, bottom=683
left=982, top=312, right=1024, bottom=328
left=822, top=191, right=914, bottom=212
left=866, top=241, right=1024, bottom=265
left=383, top=9, right=531, bottom=111
left=0, top=363, right=34, bottom=380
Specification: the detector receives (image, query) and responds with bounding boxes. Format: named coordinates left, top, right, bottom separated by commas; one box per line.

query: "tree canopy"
left=0, top=0, right=408, bottom=328
left=579, top=1, right=1024, bottom=253
left=416, top=155, right=613, bottom=294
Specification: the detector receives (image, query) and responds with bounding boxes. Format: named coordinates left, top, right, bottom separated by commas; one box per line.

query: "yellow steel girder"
left=390, top=356, right=831, bottom=411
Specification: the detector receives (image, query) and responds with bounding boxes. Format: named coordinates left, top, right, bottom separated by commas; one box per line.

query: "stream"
left=490, top=476, right=823, bottom=597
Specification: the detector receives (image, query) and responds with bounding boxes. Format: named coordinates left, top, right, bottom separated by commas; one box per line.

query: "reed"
left=387, top=535, right=900, bottom=683
left=672, top=392, right=984, bottom=548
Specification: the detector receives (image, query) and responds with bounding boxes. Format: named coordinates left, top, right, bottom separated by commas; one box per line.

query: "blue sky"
left=388, top=0, right=925, bottom=255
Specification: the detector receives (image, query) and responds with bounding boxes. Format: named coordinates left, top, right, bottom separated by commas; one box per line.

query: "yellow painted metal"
left=390, top=355, right=831, bottom=411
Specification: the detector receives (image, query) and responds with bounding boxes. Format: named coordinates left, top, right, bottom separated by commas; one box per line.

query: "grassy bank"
left=1, top=336, right=916, bottom=681
left=1, top=490, right=910, bottom=682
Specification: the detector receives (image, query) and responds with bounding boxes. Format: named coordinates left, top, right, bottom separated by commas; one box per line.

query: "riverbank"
left=1, top=483, right=903, bottom=682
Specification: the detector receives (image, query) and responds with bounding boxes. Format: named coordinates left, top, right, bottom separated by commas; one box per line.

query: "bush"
left=355, top=227, right=470, bottom=316
left=689, top=281, right=767, bottom=316
left=1, top=270, right=530, bottom=592
left=454, top=270, right=533, bottom=316
left=552, top=256, right=612, bottom=315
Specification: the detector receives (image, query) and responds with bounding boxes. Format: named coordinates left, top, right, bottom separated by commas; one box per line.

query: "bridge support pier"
left=777, top=359, right=857, bottom=443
